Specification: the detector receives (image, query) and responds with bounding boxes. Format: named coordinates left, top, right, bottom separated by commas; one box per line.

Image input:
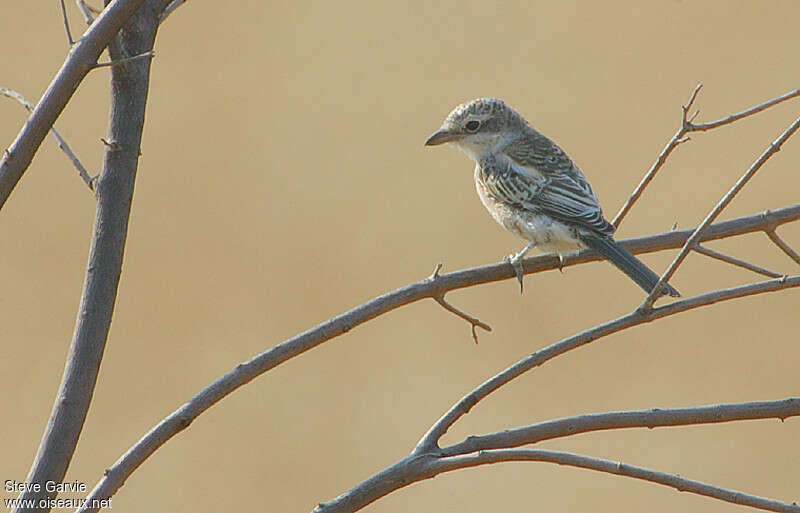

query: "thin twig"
left=159, top=0, right=185, bottom=23
left=15, top=3, right=167, bottom=511
left=91, top=50, right=155, bottom=69
left=1, top=87, right=94, bottom=190
left=690, top=89, right=800, bottom=132
left=428, top=263, right=492, bottom=343
left=443, top=399, right=800, bottom=455
left=61, top=0, right=75, bottom=45
left=76, top=0, right=100, bottom=24
left=643, top=115, right=800, bottom=307
left=0, top=0, right=149, bottom=210
left=433, top=295, right=491, bottom=344
left=766, top=228, right=800, bottom=265
left=316, top=278, right=800, bottom=513
left=429, top=449, right=800, bottom=513
left=415, top=275, right=800, bottom=454
left=76, top=208, right=800, bottom=510
left=613, top=86, right=800, bottom=229
left=612, top=84, right=701, bottom=228
left=694, top=244, right=783, bottom=278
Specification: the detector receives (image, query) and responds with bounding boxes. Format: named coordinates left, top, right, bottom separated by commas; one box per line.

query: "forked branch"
left=644, top=114, right=800, bottom=305
left=429, top=449, right=800, bottom=513
left=1, top=87, right=94, bottom=190
left=314, top=278, right=800, bottom=513
left=613, top=86, right=800, bottom=228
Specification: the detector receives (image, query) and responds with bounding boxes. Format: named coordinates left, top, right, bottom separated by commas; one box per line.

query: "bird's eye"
left=465, top=120, right=481, bottom=132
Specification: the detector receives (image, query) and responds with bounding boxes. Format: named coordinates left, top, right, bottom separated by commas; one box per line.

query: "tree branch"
left=694, top=244, right=783, bottom=278
left=91, top=50, right=154, bottom=69
left=75, top=205, right=799, bottom=511
left=414, top=276, right=800, bottom=455
left=643, top=115, right=800, bottom=305
left=1, top=87, right=94, bottom=190
left=159, top=0, right=185, bottom=23
left=443, top=399, right=800, bottom=456
left=316, top=273, right=800, bottom=513
left=766, top=228, right=800, bottom=266
left=429, top=449, right=800, bottom=513
left=76, top=0, right=101, bottom=25
left=0, top=0, right=147, bottom=210
left=613, top=86, right=800, bottom=228
left=13, top=4, right=163, bottom=513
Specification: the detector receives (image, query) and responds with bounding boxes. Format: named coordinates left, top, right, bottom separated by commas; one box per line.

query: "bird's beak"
left=425, top=129, right=462, bottom=146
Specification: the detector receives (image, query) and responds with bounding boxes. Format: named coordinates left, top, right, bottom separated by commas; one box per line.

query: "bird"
left=424, top=97, right=680, bottom=298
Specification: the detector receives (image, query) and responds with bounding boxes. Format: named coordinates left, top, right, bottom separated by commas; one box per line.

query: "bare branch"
left=429, top=449, right=800, bottom=513
left=1, top=87, right=94, bottom=190
left=766, top=228, right=800, bottom=266
left=15, top=4, right=163, bottom=512
left=613, top=86, right=800, bottom=229
left=426, top=263, right=492, bottom=343
left=91, top=50, right=155, bottom=69
left=415, top=275, right=800, bottom=455
left=694, top=244, right=783, bottom=278
left=69, top=203, right=798, bottom=510
left=159, top=0, right=185, bottom=23
left=682, top=83, right=703, bottom=126
left=433, top=295, right=491, bottom=344
left=612, top=85, right=702, bottom=228
left=0, top=0, right=148, bottom=210
left=81, top=231, right=800, bottom=511
left=317, top=399, right=800, bottom=512
left=643, top=115, right=800, bottom=306
left=76, top=0, right=100, bottom=24
left=443, top=399, right=800, bottom=455
left=60, top=0, right=75, bottom=45
left=690, top=88, right=800, bottom=132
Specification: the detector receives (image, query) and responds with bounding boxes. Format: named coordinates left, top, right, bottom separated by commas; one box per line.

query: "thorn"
left=100, top=138, right=121, bottom=151
left=672, top=221, right=678, bottom=231
left=429, top=263, right=443, bottom=281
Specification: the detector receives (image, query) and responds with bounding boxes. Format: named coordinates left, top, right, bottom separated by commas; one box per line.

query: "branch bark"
left=430, top=449, right=800, bottom=513
left=315, top=276, right=800, bottom=513
left=75, top=204, right=800, bottom=511
left=12, top=2, right=167, bottom=512
left=0, top=0, right=146, bottom=210
left=644, top=115, right=800, bottom=305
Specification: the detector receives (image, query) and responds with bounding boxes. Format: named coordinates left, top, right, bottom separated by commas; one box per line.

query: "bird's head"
left=425, top=98, right=527, bottom=161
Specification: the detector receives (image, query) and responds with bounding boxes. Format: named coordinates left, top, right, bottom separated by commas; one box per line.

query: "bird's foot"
left=505, top=252, right=526, bottom=294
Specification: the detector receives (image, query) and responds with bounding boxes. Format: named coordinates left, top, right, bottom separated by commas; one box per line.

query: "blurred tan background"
left=1, top=1, right=799, bottom=512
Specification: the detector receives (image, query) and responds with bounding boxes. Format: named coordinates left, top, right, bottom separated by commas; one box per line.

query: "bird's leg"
left=504, top=242, right=536, bottom=294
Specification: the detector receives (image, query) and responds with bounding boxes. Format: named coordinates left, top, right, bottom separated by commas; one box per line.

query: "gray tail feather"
left=579, top=233, right=680, bottom=298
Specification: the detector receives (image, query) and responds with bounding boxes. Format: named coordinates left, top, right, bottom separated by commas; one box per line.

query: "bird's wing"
left=482, top=135, right=614, bottom=235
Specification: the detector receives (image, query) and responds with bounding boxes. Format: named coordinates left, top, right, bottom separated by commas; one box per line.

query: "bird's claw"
left=505, top=253, right=525, bottom=294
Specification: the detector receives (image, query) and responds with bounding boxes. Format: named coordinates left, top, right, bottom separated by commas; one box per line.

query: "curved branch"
left=316, top=274, right=799, bottom=513
left=766, top=228, right=800, bottom=265
left=78, top=206, right=800, bottom=511
left=13, top=5, right=163, bottom=513
left=1, top=87, right=94, bottom=189
left=0, top=0, right=146, bottom=210
left=429, top=449, right=800, bottom=513
left=613, top=86, right=800, bottom=228
left=644, top=115, right=800, bottom=304
left=415, top=276, right=800, bottom=454
left=443, top=399, right=800, bottom=456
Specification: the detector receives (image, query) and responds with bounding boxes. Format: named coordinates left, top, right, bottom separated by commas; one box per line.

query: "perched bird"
left=425, top=98, right=679, bottom=297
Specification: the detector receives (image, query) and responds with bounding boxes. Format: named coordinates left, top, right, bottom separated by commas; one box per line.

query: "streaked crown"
left=443, top=98, right=528, bottom=135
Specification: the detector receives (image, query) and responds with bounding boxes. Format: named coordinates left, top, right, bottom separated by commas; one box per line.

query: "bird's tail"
left=578, top=233, right=680, bottom=298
